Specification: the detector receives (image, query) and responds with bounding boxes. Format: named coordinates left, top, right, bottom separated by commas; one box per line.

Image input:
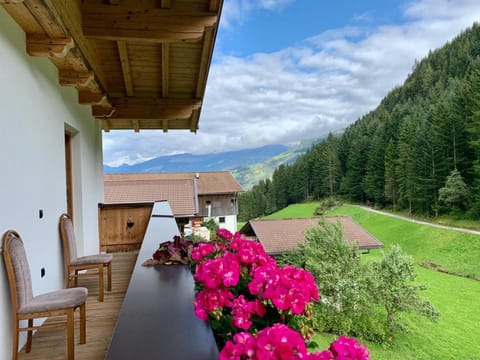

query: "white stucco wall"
left=208, top=215, right=238, bottom=233
left=0, top=7, right=104, bottom=358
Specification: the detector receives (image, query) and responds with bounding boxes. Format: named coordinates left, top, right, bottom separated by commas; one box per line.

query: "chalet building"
left=103, top=172, right=244, bottom=234
left=240, top=217, right=383, bottom=256
left=0, top=1, right=223, bottom=359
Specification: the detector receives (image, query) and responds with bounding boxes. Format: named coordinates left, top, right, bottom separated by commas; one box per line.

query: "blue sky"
left=103, top=0, right=480, bottom=166
left=217, top=0, right=404, bottom=56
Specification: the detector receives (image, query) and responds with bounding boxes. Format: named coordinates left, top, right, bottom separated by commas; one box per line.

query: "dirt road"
left=357, top=205, right=480, bottom=236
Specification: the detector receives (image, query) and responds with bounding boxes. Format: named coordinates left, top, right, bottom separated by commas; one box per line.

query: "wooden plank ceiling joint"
left=161, top=42, right=169, bottom=98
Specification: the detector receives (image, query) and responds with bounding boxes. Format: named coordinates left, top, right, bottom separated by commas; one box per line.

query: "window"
left=219, top=217, right=225, bottom=223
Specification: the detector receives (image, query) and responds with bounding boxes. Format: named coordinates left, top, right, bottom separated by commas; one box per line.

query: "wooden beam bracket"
left=0, top=0, right=25, bottom=4
left=59, top=70, right=95, bottom=88
left=78, top=91, right=110, bottom=106
left=26, top=34, right=74, bottom=58
left=93, top=105, right=116, bottom=118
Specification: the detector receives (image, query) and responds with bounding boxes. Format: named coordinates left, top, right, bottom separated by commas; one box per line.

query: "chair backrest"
left=2, top=230, right=34, bottom=312
left=59, top=214, right=78, bottom=266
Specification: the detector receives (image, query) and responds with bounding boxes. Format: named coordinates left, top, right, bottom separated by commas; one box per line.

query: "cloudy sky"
left=103, top=0, right=480, bottom=167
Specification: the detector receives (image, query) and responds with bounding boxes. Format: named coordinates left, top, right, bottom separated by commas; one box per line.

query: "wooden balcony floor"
left=17, top=251, right=138, bottom=360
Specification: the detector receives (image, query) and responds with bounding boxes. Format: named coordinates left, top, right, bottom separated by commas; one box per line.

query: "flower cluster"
left=143, top=235, right=194, bottom=266
left=193, top=230, right=317, bottom=334
left=191, top=229, right=369, bottom=359
left=220, top=326, right=369, bottom=360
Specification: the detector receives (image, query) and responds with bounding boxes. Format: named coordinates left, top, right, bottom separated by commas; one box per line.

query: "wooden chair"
left=59, top=213, right=112, bottom=302
left=2, top=230, right=88, bottom=360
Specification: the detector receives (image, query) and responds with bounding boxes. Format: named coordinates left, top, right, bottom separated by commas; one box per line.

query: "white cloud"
left=220, top=0, right=293, bottom=29
left=103, top=0, right=480, bottom=166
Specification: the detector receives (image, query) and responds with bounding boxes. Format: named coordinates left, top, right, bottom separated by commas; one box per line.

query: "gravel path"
left=357, top=205, right=480, bottom=236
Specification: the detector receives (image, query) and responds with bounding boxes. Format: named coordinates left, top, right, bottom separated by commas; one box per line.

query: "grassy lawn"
left=313, top=266, right=480, bottom=359
left=262, top=202, right=480, bottom=359
left=328, top=204, right=480, bottom=279
left=263, top=202, right=321, bottom=219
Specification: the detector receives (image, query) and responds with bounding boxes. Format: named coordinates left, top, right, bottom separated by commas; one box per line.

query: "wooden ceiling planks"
left=0, top=0, right=223, bottom=132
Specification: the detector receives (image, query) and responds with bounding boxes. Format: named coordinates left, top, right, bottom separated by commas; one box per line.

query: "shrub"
left=368, top=245, right=439, bottom=333
left=281, top=220, right=439, bottom=344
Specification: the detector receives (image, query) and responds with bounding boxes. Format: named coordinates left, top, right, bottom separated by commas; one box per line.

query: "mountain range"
left=104, top=141, right=318, bottom=189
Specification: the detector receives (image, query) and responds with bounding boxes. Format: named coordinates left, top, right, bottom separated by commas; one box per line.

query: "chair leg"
left=67, top=309, right=75, bottom=360
left=98, top=264, right=104, bottom=302
left=26, top=318, right=33, bottom=353
left=66, top=268, right=71, bottom=288
left=12, top=320, right=19, bottom=360
left=106, top=262, right=112, bottom=291
left=79, top=303, right=86, bottom=345
left=74, top=270, right=78, bottom=287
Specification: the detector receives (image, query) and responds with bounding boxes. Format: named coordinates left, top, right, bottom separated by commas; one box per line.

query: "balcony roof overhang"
left=1, top=0, right=223, bottom=133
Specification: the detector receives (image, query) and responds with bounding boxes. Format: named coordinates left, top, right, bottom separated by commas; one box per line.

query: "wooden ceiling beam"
left=132, top=120, right=140, bottom=132
left=117, top=41, right=134, bottom=96
left=93, top=98, right=201, bottom=120
left=209, top=0, right=222, bottom=12
left=196, top=26, right=214, bottom=98
left=102, top=119, right=111, bottom=132
left=26, top=34, right=74, bottom=58
left=190, top=108, right=200, bottom=133
left=23, top=0, right=66, bottom=37
left=161, top=43, right=169, bottom=97
left=0, top=0, right=25, bottom=5
left=82, top=4, right=218, bottom=42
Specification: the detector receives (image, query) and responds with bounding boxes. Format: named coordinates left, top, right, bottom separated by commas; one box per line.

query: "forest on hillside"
left=239, top=23, right=480, bottom=221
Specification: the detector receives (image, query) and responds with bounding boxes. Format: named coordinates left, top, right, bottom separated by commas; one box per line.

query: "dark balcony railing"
left=105, top=201, right=218, bottom=359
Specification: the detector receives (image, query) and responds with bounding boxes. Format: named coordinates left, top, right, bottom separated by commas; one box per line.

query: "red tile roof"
left=104, top=178, right=196, bottom=216
left=104, top=171, right=243, bottom=195
left=240, top=217, right=382, bottom=255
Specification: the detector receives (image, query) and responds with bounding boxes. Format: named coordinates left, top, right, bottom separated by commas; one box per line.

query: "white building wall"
left=210, top=215, right=238, bottom=233
left=0, top=8, right=104, bottom=358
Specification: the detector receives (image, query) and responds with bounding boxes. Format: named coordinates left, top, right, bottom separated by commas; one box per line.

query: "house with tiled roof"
left=104, top=171, right=244, bottom=233
left=239, top=217, right=382, bottom=255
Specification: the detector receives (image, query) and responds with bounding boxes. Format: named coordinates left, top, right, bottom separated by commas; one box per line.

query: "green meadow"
left=264, top=202, right=480, bottom=359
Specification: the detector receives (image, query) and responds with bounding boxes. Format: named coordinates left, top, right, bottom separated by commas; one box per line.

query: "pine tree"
left=384, top=140, right=398, bottom=209
left=438, top=169, right=470, bottom=212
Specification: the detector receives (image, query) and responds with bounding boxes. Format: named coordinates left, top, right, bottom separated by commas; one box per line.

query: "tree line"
left=239, top=22, right=480, bottom=220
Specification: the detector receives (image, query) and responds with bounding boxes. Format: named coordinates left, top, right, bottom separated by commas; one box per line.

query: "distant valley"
left=104, top=141, right=318, bottom=189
